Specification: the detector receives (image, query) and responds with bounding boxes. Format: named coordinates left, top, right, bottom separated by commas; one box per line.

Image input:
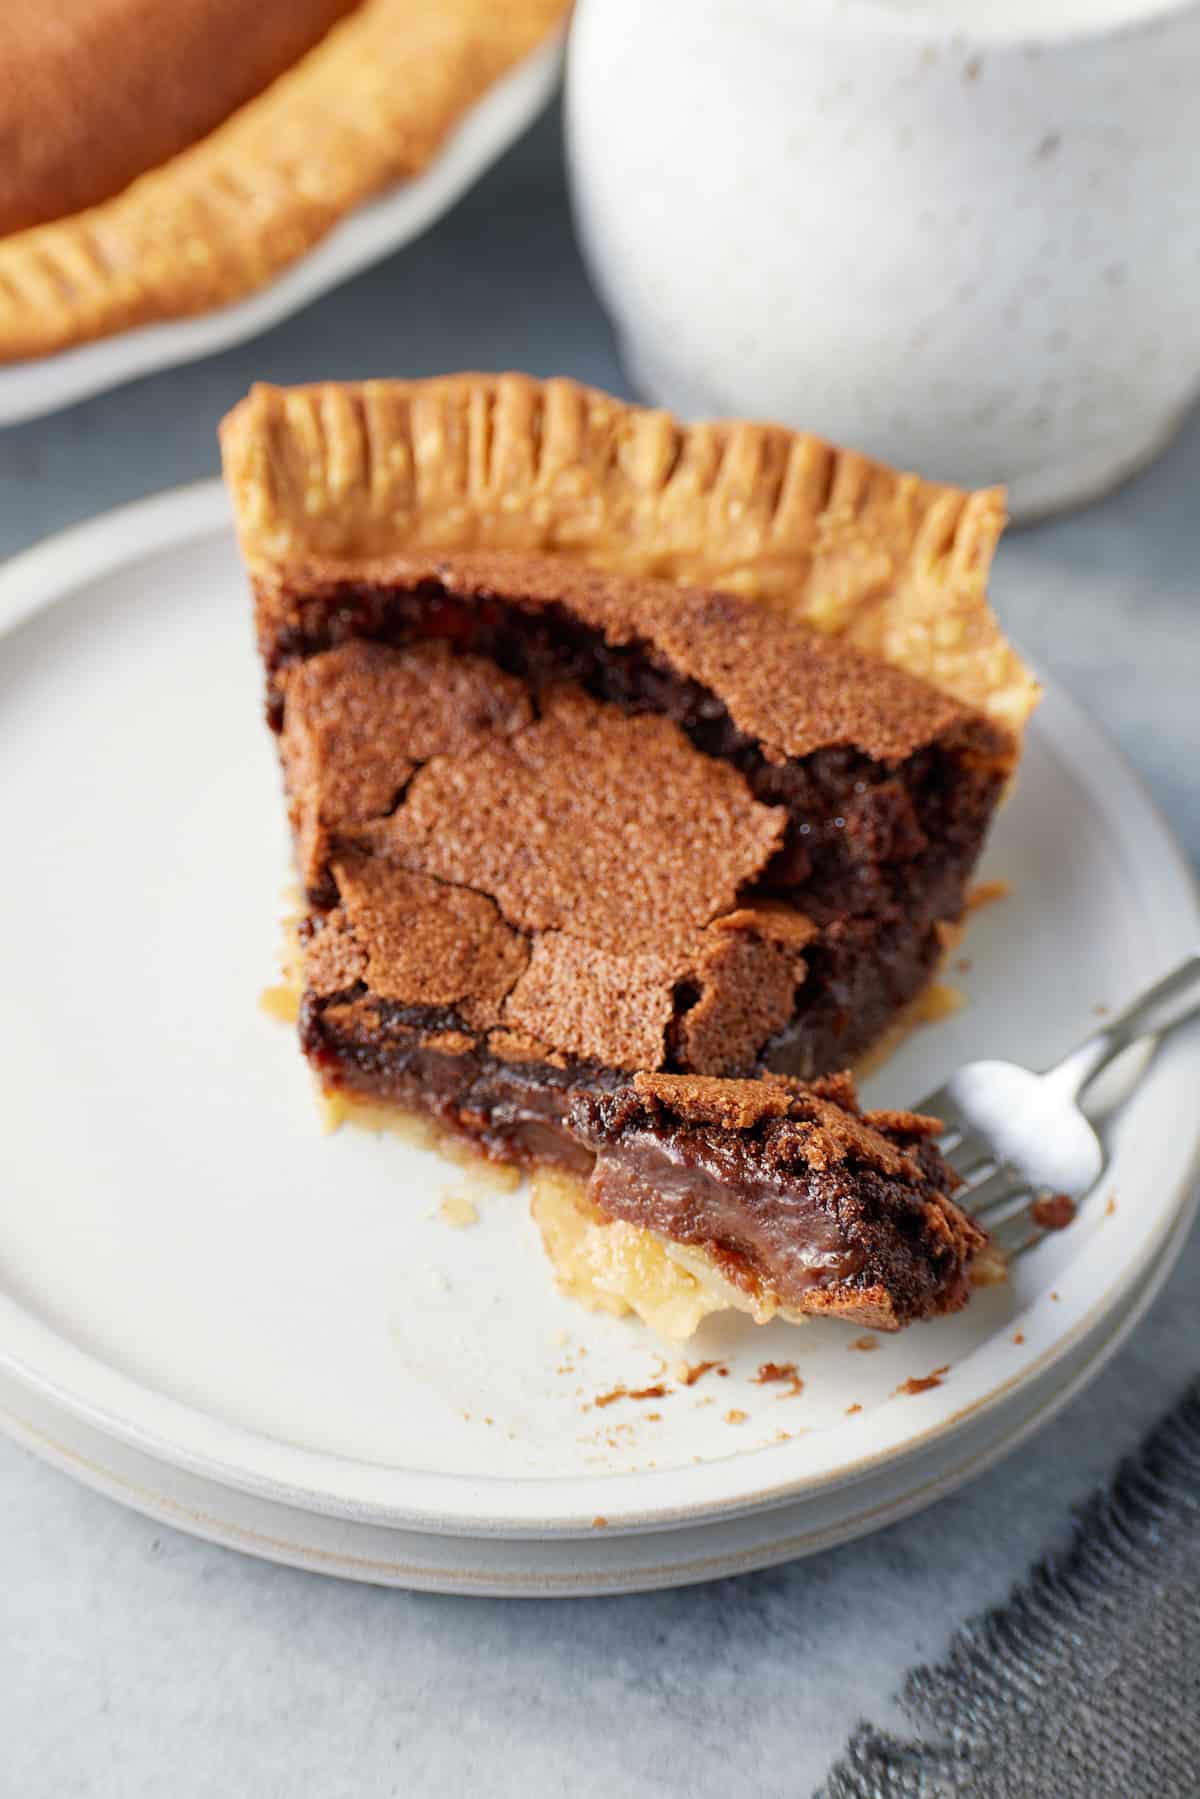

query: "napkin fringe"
left=820, top=1376, right=1200, bottom=1798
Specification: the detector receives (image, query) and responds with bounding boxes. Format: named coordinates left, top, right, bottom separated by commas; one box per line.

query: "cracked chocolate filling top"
left=276, top=549, right=1010, bottom=1103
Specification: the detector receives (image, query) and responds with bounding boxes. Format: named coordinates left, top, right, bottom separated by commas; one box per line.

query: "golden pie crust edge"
left=0, top=0, right=568, bottom=364
left=220, top=371, right=1040, bottom=734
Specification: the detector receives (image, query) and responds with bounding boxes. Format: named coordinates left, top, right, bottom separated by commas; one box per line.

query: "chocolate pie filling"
left=258, top=551, right=1007, bottom=1310
left=568, top=1073, right=984, bottom=1327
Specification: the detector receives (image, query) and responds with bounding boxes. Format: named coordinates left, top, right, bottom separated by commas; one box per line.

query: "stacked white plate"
left=1, top=486, right=1197, bottom=1595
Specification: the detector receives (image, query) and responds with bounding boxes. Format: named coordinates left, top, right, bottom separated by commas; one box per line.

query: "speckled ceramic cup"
left=567, top=0, right=1200, bottom=519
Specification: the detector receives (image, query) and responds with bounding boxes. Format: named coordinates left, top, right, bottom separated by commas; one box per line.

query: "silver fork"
left=916, top=951, right=1200, bottom=1258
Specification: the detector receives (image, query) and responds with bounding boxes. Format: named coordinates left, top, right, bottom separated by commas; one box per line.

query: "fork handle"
left=1044, top=950, right=1200, bottom=1100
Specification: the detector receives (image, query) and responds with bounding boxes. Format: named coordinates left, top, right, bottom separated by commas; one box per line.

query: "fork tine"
left=943, top=1129, right=996, bottom=1180
left=960, top=1163, right=1030, bottom=1219
left=914, top=1083, right=967, bottom=1133
left=991, top=1212, right=1047, bottom=1259
left=973, top=1185, right=1039, bottom=1227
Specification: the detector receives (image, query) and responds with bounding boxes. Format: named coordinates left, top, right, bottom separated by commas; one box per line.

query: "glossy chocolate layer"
left=568, top=1074, right=984, bottom=1327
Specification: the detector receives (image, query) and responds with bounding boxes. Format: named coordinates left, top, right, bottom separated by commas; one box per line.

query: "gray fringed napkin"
left=820, top=1378, right=1200, bottom=1799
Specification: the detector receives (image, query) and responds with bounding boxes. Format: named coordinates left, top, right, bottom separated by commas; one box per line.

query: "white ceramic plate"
left=0, top=39, right=562, bottom=429
left=3, top=1196, right=1192, bottom=1596
left=1, top=484, right=1197, bottom=1590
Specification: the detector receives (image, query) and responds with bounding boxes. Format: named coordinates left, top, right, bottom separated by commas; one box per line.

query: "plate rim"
left=1, top=481, right=1198, bottom=1539
left=3, top=1178, right=1195, bottom=1594
left=0, top=36, right=563, bottom=429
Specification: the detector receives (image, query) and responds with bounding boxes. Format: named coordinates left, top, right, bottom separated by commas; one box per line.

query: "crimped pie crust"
left=220, top=373, right=1040, bottom=732
left=0, top=0, right=567, bottom=364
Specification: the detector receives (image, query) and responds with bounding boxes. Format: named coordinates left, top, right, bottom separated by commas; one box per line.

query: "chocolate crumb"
left=1013, top=1331, right=1025, bottom=1345
left=593, top=1382, right=669, bottom=1408
left=675, top=1359, right=721, bottom=1387
left=753, top=1361, right=805, bottom=1398
left=897, top=1365, right=950, bottom=1396
left=1032, top=1192, right=1077, bottom=1231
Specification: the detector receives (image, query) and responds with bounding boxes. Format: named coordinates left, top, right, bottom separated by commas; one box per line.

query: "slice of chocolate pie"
left=222, top=374, right=1037, bottom=1332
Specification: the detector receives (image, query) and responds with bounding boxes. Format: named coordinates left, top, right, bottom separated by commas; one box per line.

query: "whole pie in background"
left=0, top=0, right=568, bottom=363
left=1, top=0, right=360, bottom=235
